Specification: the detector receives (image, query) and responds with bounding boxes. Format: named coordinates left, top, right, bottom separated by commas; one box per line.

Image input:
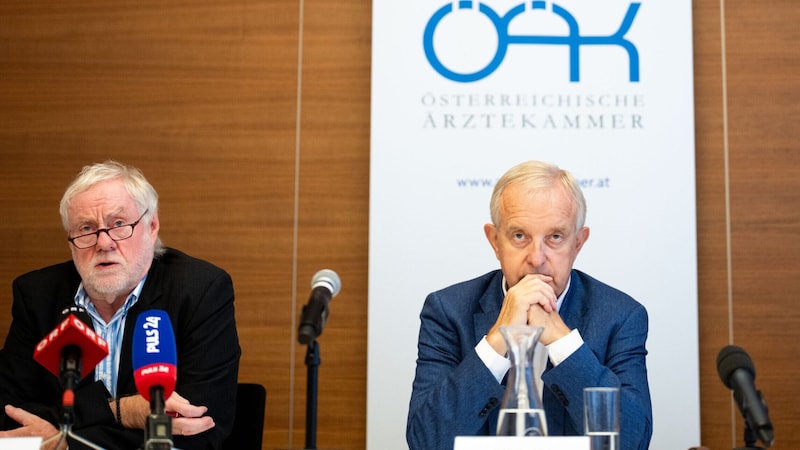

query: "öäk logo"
left=423, top=1, right=641, bottom=83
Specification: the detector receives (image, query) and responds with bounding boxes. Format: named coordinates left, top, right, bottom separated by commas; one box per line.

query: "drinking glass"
left=583, top=387, right=619, bottom=450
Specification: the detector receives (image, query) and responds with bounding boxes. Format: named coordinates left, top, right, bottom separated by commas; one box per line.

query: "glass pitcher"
left=496, top=325, right=548, bottom=437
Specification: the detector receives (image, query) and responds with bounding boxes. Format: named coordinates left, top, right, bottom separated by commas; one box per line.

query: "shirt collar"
left=74, top=277, right=147, bottom=326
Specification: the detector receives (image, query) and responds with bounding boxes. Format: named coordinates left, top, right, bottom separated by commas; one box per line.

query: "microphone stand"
left=734, top=393, right=773, bottom=450
left=144, top=386, right=173, bottom=450
left=733, top=423, right=766, bottom=450
left=43, top=419, right=107, bottom=450
left=41, top=346, right=106, bottom=450
left=304, top=340, right=320, bottom=450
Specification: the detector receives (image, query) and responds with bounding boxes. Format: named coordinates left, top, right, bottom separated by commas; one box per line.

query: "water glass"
left=583, top=387, right=619, bottom=450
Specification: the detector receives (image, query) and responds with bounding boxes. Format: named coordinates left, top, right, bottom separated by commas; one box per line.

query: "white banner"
left=369, top=1, right=699, bottom=449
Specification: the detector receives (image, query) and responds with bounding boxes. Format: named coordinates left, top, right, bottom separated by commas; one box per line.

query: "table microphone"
left=717, top=345, right=774, bottom=448
left=133, top=309, right=177, bottom=450
left=34, top=306, right=109, bottom=450
left=34, top=306, right=109, bottom=406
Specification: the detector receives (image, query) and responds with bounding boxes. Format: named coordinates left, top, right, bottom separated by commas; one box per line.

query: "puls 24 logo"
left=423, top=1, right=641, bottom=83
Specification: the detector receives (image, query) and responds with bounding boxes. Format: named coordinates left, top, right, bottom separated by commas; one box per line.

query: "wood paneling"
left=0, top=0, right=798, bottom=449
left=693, top=0, right=734, bottom=445
left=293, top=0, right=371, bottom=447
left=724, top=0, right=800, bottom=447
left=694, top=1, right=800, bottom=449
left=0, top=1, right=311, bottom=449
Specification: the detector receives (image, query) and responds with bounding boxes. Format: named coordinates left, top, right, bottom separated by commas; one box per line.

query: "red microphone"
left=33, top=309, right=109, bottom=380
left=33, top=308, right=110, bottom=449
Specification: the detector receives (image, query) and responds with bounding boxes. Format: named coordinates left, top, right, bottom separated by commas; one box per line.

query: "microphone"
left=298, top=269, right=341, bottom=345
left=716, top=345, right=774, bottom=448
left=35, top=308, right=108, bottom=450
left=33, top=307, right=109, bottom=392
left=133, top=310, right=177, bottom=450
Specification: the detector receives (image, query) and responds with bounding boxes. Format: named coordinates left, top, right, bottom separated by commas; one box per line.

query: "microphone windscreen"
left=716, top=345, right=756, bottom=388
left=311, top=269, right=341, bottom=297
left=33, top=308, right=109, bottom=379
left=132, top=310, right=177, bottom=402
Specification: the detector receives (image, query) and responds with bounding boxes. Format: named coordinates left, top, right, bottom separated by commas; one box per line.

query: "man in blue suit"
left=407, top=160, right=652, bottom=450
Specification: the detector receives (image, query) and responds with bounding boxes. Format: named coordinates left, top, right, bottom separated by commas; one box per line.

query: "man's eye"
left=79, top=226, right=94, bottom=234
left=111, top=220, right=126, bottom=228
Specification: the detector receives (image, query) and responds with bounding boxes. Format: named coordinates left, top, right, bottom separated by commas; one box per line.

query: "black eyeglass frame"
left=67, top=209, right=149, bottom=249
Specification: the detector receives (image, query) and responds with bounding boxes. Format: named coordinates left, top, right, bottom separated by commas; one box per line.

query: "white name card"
left=0, top=437, right=43, bottom=450
left=454, top=436, right=590, bottom=450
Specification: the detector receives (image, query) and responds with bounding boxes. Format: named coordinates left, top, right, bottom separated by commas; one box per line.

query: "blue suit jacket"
left=407, top=269, right=652, bottom=450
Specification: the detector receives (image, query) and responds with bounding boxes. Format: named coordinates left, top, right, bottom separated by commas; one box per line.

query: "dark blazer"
left=407, top=269, right=652, bottom=450
left=0, top=248, right=241, bottom=450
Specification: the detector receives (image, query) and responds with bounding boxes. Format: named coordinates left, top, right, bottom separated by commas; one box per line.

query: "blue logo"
left=423, top=1, right=641, bottom=83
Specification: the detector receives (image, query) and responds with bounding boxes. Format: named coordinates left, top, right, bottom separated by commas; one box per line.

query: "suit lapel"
left=471, top=271, right=505, bottom=435
left=559, top=271, right=589, bottom=334
left=473, top=271, right=504, bottom=343
left=116, top=258, right=163, bottom=395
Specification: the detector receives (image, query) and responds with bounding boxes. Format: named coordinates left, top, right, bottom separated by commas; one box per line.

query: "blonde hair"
left=489, top=160, right=586, bottom=231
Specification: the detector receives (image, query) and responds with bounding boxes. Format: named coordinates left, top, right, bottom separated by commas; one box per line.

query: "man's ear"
left=484, top=223, right=499, bottom=256
left=148, top=213, right=160, bottom=238
left=575, top=226, right=590, bottom=253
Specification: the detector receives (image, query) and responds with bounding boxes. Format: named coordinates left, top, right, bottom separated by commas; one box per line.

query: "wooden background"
left=0, top=1, right=797, bottom=449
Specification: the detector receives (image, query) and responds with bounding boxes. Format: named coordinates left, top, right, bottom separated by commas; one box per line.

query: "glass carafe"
left=496, top=325, right=548, bottom=437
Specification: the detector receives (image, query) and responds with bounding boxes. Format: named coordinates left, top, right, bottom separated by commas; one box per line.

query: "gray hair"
left=60, top=160, right=165, bottom=255
left=489, top=160, right=587, bottom=231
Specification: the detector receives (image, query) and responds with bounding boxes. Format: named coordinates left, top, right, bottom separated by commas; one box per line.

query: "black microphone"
left=716, top=345, right=774, bottom=448
left=298, top=269, right=341, bottom=345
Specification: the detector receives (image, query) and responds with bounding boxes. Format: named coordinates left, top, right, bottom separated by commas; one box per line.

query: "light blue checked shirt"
left=74, top=277, right=146, bottom=398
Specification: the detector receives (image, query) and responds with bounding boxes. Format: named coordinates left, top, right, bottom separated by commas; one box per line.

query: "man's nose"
left=526, top=241, right=547, bottom=267
left=95, top=229, right=117, bottom=249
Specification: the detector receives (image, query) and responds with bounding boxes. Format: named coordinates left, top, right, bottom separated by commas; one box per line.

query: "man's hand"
left=487, top=274, right=558, bottom=354
left=527, top=300, right=571, bottom=345
left=165, top=391, right=215, bottom=437
left=119, top=392, right=215, bottom=437
left=0, top=405, right=64, bottom=450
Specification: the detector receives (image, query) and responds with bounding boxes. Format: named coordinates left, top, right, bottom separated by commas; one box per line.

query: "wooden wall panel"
left=1, top=0, right=798, bottom=449
left=692, top=0, right=734, bottom=446
left=294, top=0, right=371, bottom=448
left=694, top=0, right=800, bottom=449
left=0, top=1, right=306, bottom=449
left=725, top=0, right=800, bottom=447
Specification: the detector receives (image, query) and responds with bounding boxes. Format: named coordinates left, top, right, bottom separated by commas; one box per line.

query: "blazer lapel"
left=559, top=271, right=589, bottom=332
left=116, top=258, right=163, bottom=395
left=471, top=271, right=505, bottom=435
left=473, top=271, right=505, bottom=344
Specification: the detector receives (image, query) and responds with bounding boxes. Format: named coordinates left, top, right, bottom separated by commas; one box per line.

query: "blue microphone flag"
left=132, top=309, right=177, bottom=402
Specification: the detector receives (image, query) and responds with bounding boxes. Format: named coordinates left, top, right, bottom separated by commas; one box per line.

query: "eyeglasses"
left=67, top=210, right=149, bottom=249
